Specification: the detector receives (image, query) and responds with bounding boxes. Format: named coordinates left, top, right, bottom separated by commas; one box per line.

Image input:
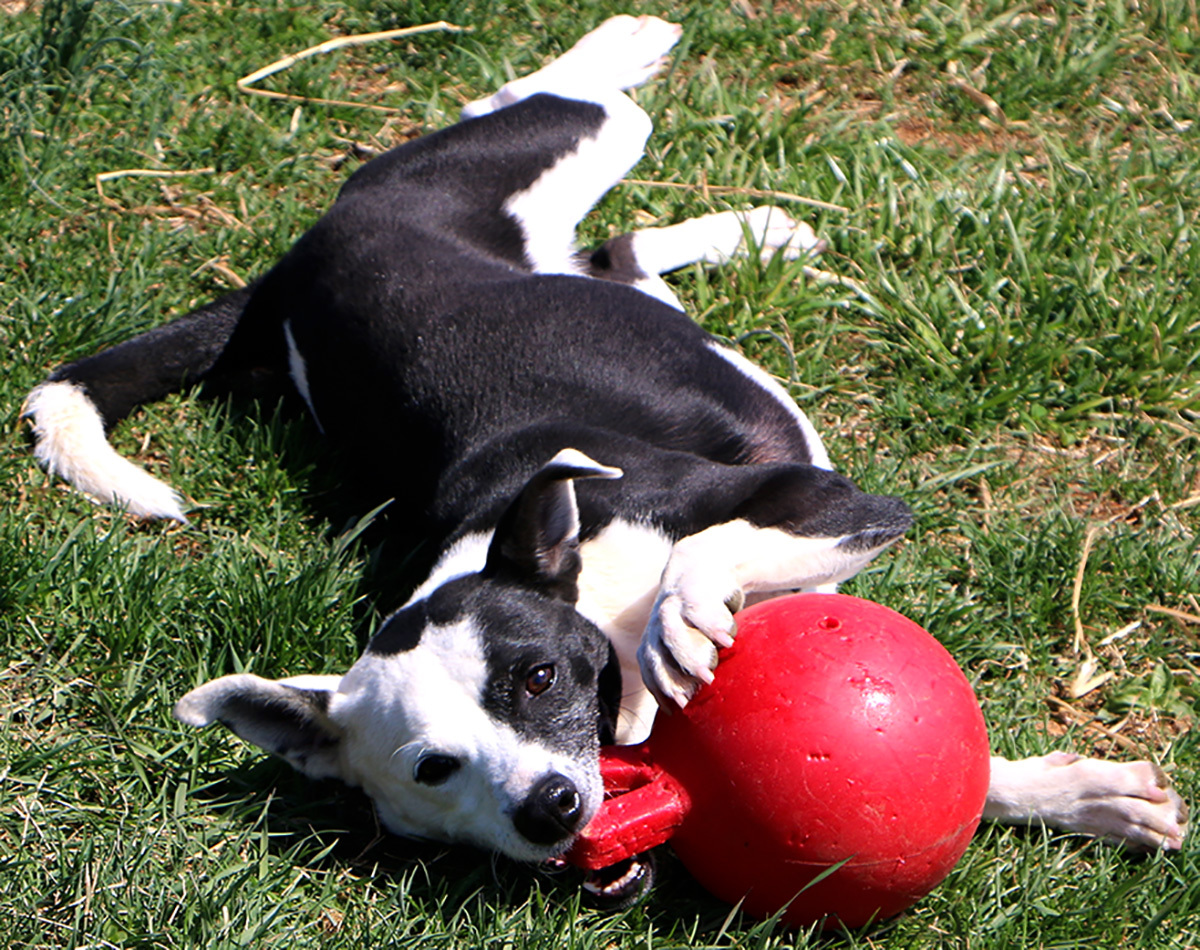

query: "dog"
left=23, top=14, right=1186, bottom=901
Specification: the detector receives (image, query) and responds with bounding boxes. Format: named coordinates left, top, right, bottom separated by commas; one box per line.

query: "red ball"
left=652, top=593, right=989, bottom=928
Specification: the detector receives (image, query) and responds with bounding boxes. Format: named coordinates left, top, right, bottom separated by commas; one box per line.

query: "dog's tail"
left=22, top=286, right=257, bottom=522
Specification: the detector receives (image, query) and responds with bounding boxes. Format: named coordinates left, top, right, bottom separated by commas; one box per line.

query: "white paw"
left=988, top=751, right=1188, bottom=850
left=462, top=16, right=680, bottom=119
left=740, top=207, right=826, bottom=262
left=1046, top=753, right=1187, bottom=850
left=638, top=577, right=744, bottom=709
left=558, top=15, right=683, bottom=92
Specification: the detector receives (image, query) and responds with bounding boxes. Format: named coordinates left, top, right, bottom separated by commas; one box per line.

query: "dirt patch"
left=1048, top=679, right=1192, bottom=758
left=892, top=114, right=1044, bottom=158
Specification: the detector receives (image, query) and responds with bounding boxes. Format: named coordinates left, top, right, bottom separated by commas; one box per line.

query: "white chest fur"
left=575, top=519, right=673, bottom=743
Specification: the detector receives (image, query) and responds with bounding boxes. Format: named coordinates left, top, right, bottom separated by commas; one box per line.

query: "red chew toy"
left=568, top=593, right=990, bottom=928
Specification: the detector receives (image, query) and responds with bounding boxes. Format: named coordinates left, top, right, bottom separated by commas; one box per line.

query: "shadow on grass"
left=199, top=390, right=442, bottom=616
left=186, top=752, right=934, bottom=944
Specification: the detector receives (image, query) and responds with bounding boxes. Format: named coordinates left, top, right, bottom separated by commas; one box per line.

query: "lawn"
left=2, top=0, right=1198, bottom=946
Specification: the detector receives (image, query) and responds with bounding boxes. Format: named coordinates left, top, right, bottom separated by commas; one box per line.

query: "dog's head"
left=175, top=451, right=623, bottom=861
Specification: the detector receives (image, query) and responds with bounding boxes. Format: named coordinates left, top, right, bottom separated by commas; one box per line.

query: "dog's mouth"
left=581, top=855, right=654, bottom=908
left=543, top=852, right=653, bottom=908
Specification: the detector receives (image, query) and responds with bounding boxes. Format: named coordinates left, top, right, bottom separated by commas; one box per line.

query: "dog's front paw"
left=740, top=207, right=826, bottom=262
left=987, top=751, right=1188, bottom=850
left=638, top=580, right=744, bottom=709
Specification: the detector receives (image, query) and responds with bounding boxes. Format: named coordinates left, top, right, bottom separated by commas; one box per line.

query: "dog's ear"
left=174, top=673, right=344, bottom=779
left=485, top=448, right=622, bottom=602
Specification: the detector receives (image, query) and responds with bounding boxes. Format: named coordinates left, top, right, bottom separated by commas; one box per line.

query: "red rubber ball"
left=651, top=593, right=990, bottom=928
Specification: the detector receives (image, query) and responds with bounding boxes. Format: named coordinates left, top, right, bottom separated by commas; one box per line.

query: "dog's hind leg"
left=461, top=16, right=681, bottom=119
left=496, top=92, right=657, bottom=277
left=452, top=18, right=682, bottom=277
left=625, top=207, right=826, bottom=271
left=986, top=752, right=1187, bottom=850
left=580, top=207, right=827, bottom=309
left=23, top=286, right=258, bottom=521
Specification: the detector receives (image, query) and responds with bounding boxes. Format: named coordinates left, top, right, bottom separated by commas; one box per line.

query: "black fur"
left=35, top=76, right=915, bottom=861
left=42, top=94, right=908, bottom=562
left=39, top=90, right=910, bottom=728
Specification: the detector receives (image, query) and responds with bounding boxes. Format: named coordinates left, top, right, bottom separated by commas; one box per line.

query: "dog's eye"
left=525, top=663, right=555, bottom=696
left=414, top=753, right=461, bottom=785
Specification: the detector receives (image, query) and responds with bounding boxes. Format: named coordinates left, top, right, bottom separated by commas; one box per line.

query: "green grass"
left=2, top=0, right=1199, bottom=946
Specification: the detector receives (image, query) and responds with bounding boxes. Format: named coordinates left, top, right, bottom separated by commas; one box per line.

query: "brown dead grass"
left=892, top=114, right=1044, bottom=158
left=1047, top=681, right=1193, bottom=758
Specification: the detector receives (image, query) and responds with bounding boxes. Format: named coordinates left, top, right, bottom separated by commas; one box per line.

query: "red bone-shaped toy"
left=568, top=593, right=990, bottom=928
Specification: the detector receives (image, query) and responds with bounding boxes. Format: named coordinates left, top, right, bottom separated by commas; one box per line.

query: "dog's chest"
left=575, top=519, right=674, bottom=742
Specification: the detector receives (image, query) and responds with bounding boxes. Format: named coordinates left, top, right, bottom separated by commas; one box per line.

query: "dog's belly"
left=283, top=269, right=819, bottom=478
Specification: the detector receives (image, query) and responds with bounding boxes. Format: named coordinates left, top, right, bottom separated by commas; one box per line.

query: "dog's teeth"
left=582, top=859, right=644, bottom=898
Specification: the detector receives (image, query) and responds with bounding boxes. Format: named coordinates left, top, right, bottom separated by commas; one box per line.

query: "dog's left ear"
left=485, top=448, right=622, bottom=601
left=174, top=673, right=345, bottom=780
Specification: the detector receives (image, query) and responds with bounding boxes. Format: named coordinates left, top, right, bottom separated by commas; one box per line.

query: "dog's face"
left=175, top=451, right=623, bottom=860
left=330, top=574, right=620, bottom=859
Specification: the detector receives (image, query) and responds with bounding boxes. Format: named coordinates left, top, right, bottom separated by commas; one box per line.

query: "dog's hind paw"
left=985, top=752, right=1189, bottom=850
left=462, top=17, right=681, bottom=119
left=739, top=206, right=826, bottom=262
left=551, top=15, right=683, bottom=93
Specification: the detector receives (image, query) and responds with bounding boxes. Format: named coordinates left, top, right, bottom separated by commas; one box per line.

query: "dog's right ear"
left=174, top=673, right=344, bottom=780
left=485, top=448, right=622, bottom=602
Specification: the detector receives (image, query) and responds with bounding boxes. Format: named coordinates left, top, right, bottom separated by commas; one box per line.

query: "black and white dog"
left=24, top=15, right=1185, bottom=890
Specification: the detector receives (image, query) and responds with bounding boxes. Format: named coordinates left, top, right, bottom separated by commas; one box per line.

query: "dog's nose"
left=513, top=774, right=584, bottom=845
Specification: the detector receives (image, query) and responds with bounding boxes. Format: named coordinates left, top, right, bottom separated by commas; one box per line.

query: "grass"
left=1, top=0, right=1198, bottom=946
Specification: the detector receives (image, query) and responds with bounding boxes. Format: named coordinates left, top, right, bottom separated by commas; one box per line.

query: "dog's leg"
left=633, top=207, right=827, bottom=269
left=638, top=526, right=1190, bottom=852
left=580, top=207, right=826, bottom=309
left=634, top=469, right=913, bottom=711
left=500, top=93, right=657, bottom=277
left=23, top=286, right=261, bottom=521
left=461, top=16, right=682, bottom=118
left=453, top=18, right=682, bottom=277
left=986, top=752, right=1187, bottom=850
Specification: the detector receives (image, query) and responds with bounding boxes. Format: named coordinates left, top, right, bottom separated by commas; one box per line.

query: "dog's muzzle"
left=513, top=773, right=585, bottom=845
